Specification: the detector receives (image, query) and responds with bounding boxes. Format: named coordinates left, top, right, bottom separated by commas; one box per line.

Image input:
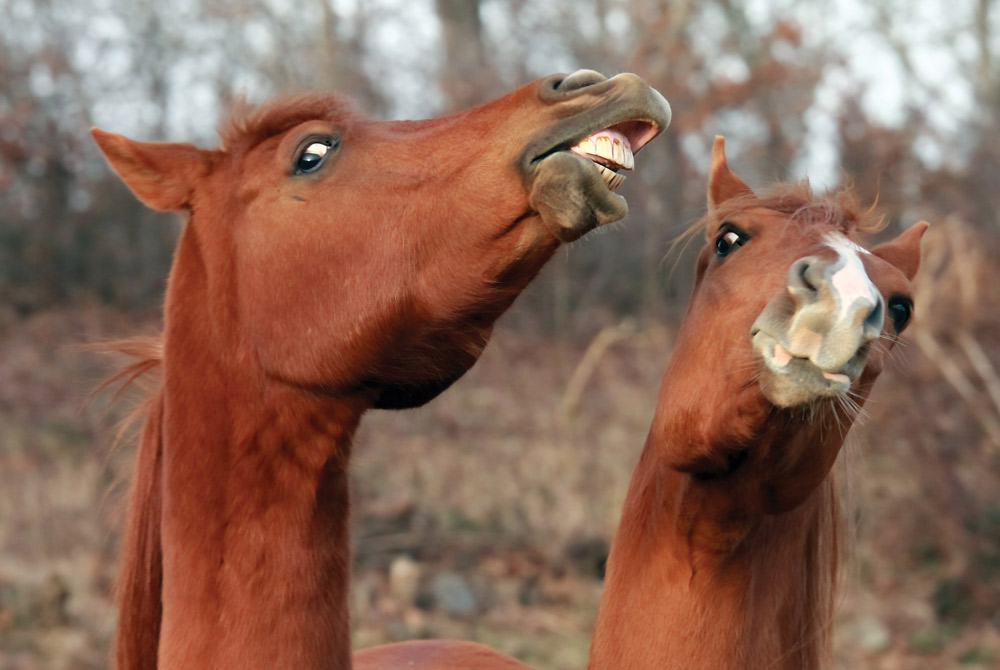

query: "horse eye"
left=715, top=228, right=747, bottom=257
left=295, top=140, right=335, bottom=174
left=887, top=296, right=913, bottom=331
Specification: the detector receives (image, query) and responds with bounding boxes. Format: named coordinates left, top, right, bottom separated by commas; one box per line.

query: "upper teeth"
left=569, top=128, right=634, bottom=191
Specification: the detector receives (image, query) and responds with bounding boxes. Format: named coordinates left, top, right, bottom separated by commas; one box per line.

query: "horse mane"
left=765, top=476, right=842, bottom=667
left=720, top=180, right=885, bottom=231
left=672, top=180, right=886, bottom=255
left=218, top=93, right=361, bottom=155
left=92, top=337, right=165, bottom=670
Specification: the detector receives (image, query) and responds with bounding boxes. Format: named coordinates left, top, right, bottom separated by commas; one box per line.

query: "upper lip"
left=520, top=77, right=671, bottom=184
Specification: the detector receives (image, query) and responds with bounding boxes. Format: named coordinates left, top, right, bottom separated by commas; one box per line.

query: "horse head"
left=92, top=71, right=670, bottom=410
left=589, top=137, right=928, bottom=670
left=658, top=136, right=925, bottom=514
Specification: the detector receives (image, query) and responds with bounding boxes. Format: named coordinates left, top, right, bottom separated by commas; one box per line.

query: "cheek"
left=233, top=211, right=373, bottom=381
left=236, top=201, right=442, bottom=387
left=235, top=241, right=327, bottom=380
left=238, top=215, right=331, bottom=317
left=691, top=283, right=762, bottom=356
left=703, top=260, right=777, bottom=316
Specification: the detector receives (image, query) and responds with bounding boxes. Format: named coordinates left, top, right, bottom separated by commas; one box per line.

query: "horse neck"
left=151, top=224, right=369, bottom=670
left=589, top=405, right=842, bottom=670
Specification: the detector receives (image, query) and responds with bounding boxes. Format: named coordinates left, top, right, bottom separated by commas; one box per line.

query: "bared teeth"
left=612, top=139, right=626, bottom=167
left=569, top=128, right=634, bottom=190
left=596, top=163, right=625, bottom=191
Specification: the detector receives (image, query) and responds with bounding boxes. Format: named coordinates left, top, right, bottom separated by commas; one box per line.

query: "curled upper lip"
left=520, top=75, right=671, bottom=174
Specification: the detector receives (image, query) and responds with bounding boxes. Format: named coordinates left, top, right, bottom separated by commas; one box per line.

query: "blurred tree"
left=436, top=0, right=500, bottom=110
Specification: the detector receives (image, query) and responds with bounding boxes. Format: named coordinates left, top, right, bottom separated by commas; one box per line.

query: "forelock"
left=694, top=180, right=885, bottom=241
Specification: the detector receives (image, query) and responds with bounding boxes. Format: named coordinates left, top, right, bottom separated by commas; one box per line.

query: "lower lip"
left=766, top=340, right=853, bottom=388
left=822, top=371, right=850, bottom=385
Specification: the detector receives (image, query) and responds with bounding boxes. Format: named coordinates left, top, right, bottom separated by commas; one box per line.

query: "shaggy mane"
left=88, top=337, right=164, bottom=447
left=667, top=180, right=886, bottom=271
left=704, top=180, right=887, bottom=240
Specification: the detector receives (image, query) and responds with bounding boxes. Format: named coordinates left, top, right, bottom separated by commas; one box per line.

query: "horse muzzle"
left=751, top=237, right=885, bottom=407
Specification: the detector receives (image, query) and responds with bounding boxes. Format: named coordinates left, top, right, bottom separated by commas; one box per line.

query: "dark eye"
left=715, top=225, right=749, bottom=257
left=295, top=139, right=337, bottom=174
left=887, top=296, right=913, bottom=331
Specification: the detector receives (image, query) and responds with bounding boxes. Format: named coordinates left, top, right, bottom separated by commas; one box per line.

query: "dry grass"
left=1, top=221, right=999, bottom=669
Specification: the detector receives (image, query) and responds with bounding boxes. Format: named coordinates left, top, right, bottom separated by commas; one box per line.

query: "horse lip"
left=520, top=76, right=671, bottom=176
left=522, top=77, right=669, bottom=241
left=751, top=328, right=862, bottom=394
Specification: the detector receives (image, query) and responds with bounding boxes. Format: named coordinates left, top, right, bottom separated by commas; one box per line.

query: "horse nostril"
left=787, top=256, right=823, bottom=298
left=798, top=262, right=815, bottom=291
left=863, top=295, right=885, bottom=336
left=555, top=69, right=608, bottom=92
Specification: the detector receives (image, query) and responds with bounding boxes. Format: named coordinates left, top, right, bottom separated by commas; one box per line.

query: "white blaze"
left=823, top=232, right=878, bottom=321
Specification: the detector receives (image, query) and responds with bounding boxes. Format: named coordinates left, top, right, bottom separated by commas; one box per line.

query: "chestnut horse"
left=587, top=138, right=926, bottom=669
left=352, top=137, right=926, bottom=670
left=93, top=70, right=670, bottom=670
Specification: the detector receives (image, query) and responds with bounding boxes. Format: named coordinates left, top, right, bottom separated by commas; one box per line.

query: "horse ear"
left=870, top=221, right=928, bottom=281
left=91, top=128, right=210, bottom=212
left=707, top=136, right=754, bottom=210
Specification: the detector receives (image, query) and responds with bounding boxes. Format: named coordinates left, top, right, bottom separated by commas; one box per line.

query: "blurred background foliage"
left=1, top=0, right=999, bottom=668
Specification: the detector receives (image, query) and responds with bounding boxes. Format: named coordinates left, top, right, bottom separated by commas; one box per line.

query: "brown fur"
left=117, top=384, right=164, bottom=669
left=92, top=74, right=668, bottom=670
left=354, top=640, right=532, bottom=670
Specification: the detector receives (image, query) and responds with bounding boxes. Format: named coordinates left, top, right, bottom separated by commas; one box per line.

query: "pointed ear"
left=870, top=221, right=929, bottom=281
left=91, top=128, right=210, bottom=212
left=707, top=136, right=754, bottom=210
